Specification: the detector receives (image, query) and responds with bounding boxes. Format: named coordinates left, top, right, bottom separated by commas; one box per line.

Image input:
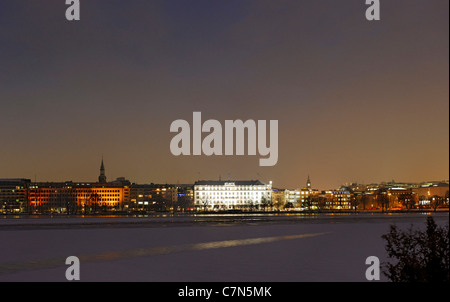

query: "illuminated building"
left=71, top=184, right=127, bottom=210
left=283, top=189, right=300, bottom=208
left=320, top=188, right=353, bottom=210
left=271, top=188, right=286, bottom=210
left=194, top=180, right=272, bottom=210
left=0, top=179, right=30, bottom=213
left=176, top=185, right=194, bottom=211
left=385, top=187, right=413, bottom=209
left=412, top=183, right=449, bottom=199
left=28, top=183, right=65, bottom=212
left=299, top=175, right=319, bottom=209
left=26, top=158, right=130, bottom=213
left=28, top=182, right=129, bottom=213
left=270, top=176, right=319, bottom=210
left=412, top=182, right=449, bottom=206
left=128, top=184, right=177, bottom=211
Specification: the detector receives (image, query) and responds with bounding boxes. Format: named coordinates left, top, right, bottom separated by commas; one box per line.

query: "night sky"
left=0, top=0, right=448, bottom=189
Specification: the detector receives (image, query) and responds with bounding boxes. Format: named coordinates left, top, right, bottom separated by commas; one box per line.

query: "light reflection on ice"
left=0, top=232, right=327, bottom=275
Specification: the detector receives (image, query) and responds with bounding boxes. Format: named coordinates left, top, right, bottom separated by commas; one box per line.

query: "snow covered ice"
left=0, top=212, right=448, bottom=282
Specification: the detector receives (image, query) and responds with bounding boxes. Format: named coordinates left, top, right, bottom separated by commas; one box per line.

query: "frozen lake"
left=0, top=212, right=448, bottom=282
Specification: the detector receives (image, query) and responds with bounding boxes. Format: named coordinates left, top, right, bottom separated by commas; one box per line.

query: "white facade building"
left=194, top=180, right=272, bottom=210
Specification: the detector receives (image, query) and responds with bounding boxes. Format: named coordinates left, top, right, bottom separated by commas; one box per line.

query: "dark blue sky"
left=0, top=0, right=448, bottom=189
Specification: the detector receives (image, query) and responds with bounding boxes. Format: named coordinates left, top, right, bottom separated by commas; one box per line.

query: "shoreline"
left=0, top=210, right=447, bottom=230
left=1, top=208, right=448, bottom=218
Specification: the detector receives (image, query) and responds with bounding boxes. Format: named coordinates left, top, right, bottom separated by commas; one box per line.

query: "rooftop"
left=194, top=180, right=267, bottom=186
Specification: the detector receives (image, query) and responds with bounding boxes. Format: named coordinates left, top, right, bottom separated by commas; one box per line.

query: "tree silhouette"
left=360, top=193, right=368, bottom=210
left=350, top=195, right=360, bottom=212
left=398, top=192, right=415, bottom=210
left=381, top=216, right=449, bottom=282
left=377, top=190, right=389, bottom=212
left=316, top=196, right=327, bottom=212
left=260, top=196, right=270, bottom=211
left=201, top=196, right=209, bottom=212
left=430, top=195, right=443, bottom=212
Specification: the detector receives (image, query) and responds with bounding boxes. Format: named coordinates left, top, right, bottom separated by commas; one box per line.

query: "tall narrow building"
left=299, top=175, right=319, bottom=209
left=98, top=158, right=107, bottom=184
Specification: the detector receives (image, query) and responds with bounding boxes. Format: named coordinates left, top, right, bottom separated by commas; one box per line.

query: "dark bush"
left=381, top=216, right=449, bottom=282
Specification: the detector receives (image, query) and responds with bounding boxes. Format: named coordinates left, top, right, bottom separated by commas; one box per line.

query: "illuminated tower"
left=98, top=158, right=107, bottom=184
left=306, top=175, right=311, bottom=190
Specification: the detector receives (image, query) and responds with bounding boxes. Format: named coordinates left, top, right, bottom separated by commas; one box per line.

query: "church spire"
left=99, top=157, right=107, bottom=183
left=306, top=174, right=311, bottom=189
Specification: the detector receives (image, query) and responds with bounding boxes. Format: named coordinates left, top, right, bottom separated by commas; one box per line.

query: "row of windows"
left=28, top=189, right=121, bottom=193
left=195, top=186, right=268, bottom=191
left=197, top=197, right=267, bottom=200
left=77, top=190, right=121, bottom=193
left=196, top=200, right=265, bottom=205
left=0, top=193, right=27, bottom=195
left=196, top=192, right=268, bottom=196
left=0, top=187, right=25, bottom=191
left=30, top=193, right=120, bottom=196
left=31, top=198, right=120, bottom=202
left=31, top=203, right=117, bottom=206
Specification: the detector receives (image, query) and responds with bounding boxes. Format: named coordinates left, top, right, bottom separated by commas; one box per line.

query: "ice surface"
left=0, top=213, right=448, bottom=282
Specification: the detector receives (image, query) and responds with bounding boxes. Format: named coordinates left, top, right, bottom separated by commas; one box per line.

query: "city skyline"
left=1, top=157, right=448, bottom=191
left=1, top=160, right=448, bottom=214
left=0, top=1, right=448, bottom=285
left=0, top=0, right=448, bottom=190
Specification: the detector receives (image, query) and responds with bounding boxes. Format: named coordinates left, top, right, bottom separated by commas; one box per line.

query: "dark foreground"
left=0, top=212, right=448, bottom=282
